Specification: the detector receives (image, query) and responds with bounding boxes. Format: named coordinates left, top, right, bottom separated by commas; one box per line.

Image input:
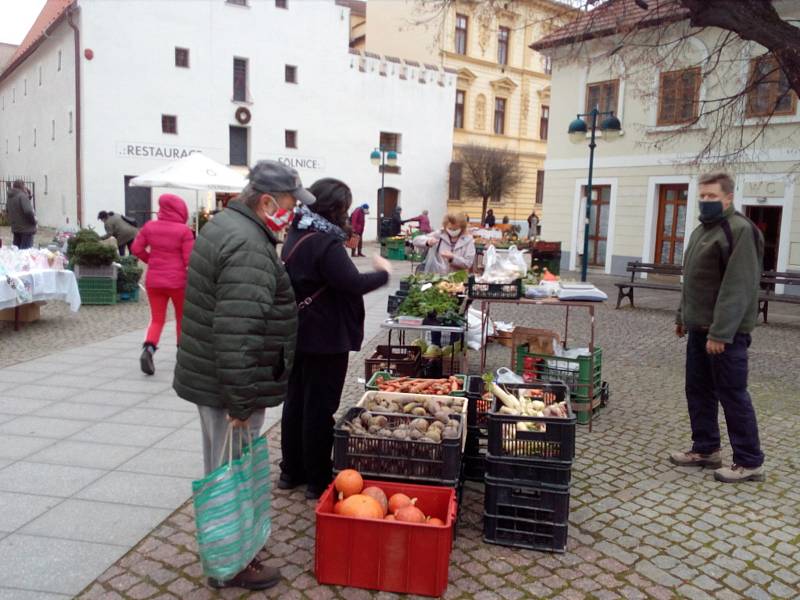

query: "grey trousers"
left=197, top=406, right=266, bottom=476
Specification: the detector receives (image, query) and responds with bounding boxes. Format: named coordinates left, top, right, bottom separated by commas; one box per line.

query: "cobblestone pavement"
left=76, top=275, right=800, bottom=600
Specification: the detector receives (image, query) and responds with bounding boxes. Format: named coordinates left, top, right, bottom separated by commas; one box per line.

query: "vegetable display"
left=396, top=285, right=459, bottom=319
left=490, top=383, right=569, bottom=428
left=373, top=375, right=463, bottom=395
left=342, top=409, right=461, bottom=443
left=362, top=394, right=465, bottom=418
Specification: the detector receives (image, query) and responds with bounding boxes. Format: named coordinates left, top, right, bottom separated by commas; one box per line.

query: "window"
left=285, top=129, right=297, bottom=148
left=535, top=170, right=545, bottom=205
left=233, top=57, right=248, bottom=102
left=51, top=119, right=55, bottom=141
left=39, top=66, right=42, bottom=86
left=226, top=0, right=248, bottom=5
left=229, top=125, right=248, bottom=166
left=657, top=68, right=701, bottom=126
left=449, top=162, right=463, bottom=200
left=491, top=189, right=502, bottom=203
left=379, top=131, right=401, bottom=152
left=161, top=114, right=177, bottom=134
left=4, top=139, right=7, bottom=154
left=746, top=55, right=796, bottom=118
left=494, top=97, right=506, bottom=135
left=275, top=0, right=287, bottom=7
left=542, top=55, right=552, bottom=75
left=44, top=175, right=48, bottom=195
left=285, top=64, right=297, bottom=83
left=24, top=79, right=27, bottom=95
left=655, top=184, right=688, bottom=264
left=33, top=128, right=37, bottom=148
left=455, top=14, right=468, bottom=55
left=454, top=90, right=465, bottom=129
left=585, top=80, right=619, bottom=122
left=497, top=27, right=510, bottom=66
left=175, top=47, right=189, bottom=68
left=12, top=87, right=15, bottom=103
left=17, top=135, right=20, bottom=151
left=68, top=111, right=73, bottom=133
left=539, top=105, right=549, bottom=140
left=58, top=50, right=62, bottom=71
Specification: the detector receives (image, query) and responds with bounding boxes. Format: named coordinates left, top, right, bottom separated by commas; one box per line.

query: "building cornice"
left=440, top=50, right=551, bottom=81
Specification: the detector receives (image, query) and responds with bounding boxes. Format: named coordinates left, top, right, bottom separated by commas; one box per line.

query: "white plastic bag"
left=478, top=244, right=527, bottom=284
left=495, top=367, right=525, bottom=384
left=466, top=306, right=494, bottom=351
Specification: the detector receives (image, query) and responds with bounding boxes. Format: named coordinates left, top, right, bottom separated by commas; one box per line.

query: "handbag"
left=192, top=427, right=272, bottom=581
left=345, top=234, right=360, bottom=250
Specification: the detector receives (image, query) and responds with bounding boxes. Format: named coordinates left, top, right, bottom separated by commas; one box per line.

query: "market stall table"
left=0, top=268, right=81, bottom=330
left=380, top=318, right=468, bottom=375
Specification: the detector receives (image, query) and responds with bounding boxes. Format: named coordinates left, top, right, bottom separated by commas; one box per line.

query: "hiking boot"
left=714, top=464, right=765, bottom=483
left=669, top=449, right=722, bottom=469
left=208, top=560, right=280, bottom=591
left=140, top=343, right=156, bottom=376
left=277, top=473, right=306, bottom=490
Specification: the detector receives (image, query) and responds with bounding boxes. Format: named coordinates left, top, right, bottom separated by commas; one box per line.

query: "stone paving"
left=72, top=276, right=800, bottom=600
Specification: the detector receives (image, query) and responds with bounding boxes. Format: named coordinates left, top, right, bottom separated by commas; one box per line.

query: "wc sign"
left=743, top=181, right=785, bottom=198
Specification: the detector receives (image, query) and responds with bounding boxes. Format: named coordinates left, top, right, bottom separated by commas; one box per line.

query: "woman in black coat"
left=279, top=178, right=392, bottom=498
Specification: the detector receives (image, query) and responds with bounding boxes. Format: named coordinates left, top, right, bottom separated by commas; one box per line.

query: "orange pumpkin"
left=361, top=486, right=389, bottom=516
left=334, top=469, right=363, bottom=498
left=426, top=517, right=445, bottom=526
left=388, top=493, right=415, bottom=514
left=395, top=505, right=426, bottom=524
left=338, top=494, right=384, bottom=520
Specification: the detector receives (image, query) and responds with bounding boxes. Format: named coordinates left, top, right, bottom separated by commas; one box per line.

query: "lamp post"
left=567, top=109, right=622, bottom=282
left=370, top=147, right=398, bottom=237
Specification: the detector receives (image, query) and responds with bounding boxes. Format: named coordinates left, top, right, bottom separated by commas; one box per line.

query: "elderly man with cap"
left=349, top=202, right=369, bottom=257
left=174, top=160, right=313, bottom=591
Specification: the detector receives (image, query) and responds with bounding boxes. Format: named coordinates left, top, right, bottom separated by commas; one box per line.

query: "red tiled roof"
left=0, top=0, right=75, bottom=81
left=531, top=0, right=688, bottom=51
left=335, top=0, right=366, bottom=18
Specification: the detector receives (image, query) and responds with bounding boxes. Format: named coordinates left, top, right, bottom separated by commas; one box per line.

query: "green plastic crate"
left=571, top=381, right=609, bottom=425
left=515, top=345, right=602, bottom=398
left=385, top=238, right=405, bottom=250
left=387, top=247, right=406, bottom=261
left=117, top=288, right=140, bottom=303
left=78, top=277, right=117, bottom=305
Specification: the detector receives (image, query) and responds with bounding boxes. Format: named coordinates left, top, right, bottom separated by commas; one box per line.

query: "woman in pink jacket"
left=131, top=194, right=194, bottom=375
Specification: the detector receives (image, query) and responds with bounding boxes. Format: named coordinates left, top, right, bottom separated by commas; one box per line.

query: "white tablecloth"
left=0, top=269, right=81, bottom=311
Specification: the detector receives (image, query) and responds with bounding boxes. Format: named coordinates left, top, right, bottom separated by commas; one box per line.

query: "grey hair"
left=699, top=172, right=735, bottom=195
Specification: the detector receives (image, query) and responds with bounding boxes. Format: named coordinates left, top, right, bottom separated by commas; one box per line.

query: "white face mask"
left=446, top=228, right=461, bottom=238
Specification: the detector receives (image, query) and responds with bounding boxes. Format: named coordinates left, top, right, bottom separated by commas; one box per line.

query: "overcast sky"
left=0, top=0, right=48, bottom=45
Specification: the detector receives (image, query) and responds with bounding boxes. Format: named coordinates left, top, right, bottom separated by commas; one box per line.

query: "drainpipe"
left=67, top=6, right=83, bottom=226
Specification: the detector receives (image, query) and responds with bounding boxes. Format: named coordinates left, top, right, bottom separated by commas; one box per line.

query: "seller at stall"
left=97, top=210, right=139, bottom=256
left=280, top=178, right=392, bottom=500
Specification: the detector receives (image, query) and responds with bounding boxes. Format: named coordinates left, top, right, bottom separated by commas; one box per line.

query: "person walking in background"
left=280, top=178, right=391, bottom=499
left=528, top=211, right=540, bottom=238
left=349, top=203, right=369, bottom=257
left=173, top=161, right=306, bottom=591
left=483, top=209, right=496, bottom=228
left=98, top=210, right=139, bottom=256
left=404, top=209, right=432, bottom=234
left=131, top=194, right=194, bottom=376
left=672, top=172, right=765, bottom=483
left=501, top=215, right=510, bottom=225
left=6, top=180, right=37, bottom=249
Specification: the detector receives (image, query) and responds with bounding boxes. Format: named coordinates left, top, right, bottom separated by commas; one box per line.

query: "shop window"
left=657, top=67, right=701, bottom=126
left=229, top=126, right=248, bottom=166
left=233, top=57, right=248, bottom=102
left=494, top=97, right=506, bottom=135
left=285, top=65, right=297, bottom=83
left=162, top=114, right=177, bottom=134
left=498, top=27, right=510, bottom=66
left=449, top=162, right=463, bottom=200
left=455, top=90, right=465, bottom=129
left=539, top=105, right=549, bottom=140
left=746, top=55, right=796, bottom=118
left=455, top=14, right=468, bottom=55
left=175, top=47, right=190, bottom=68
left=285, top=130, right=297, bottom=148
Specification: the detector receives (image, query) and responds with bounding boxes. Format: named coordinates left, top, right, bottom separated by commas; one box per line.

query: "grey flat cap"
left=247, top=160, right=316, bottom=206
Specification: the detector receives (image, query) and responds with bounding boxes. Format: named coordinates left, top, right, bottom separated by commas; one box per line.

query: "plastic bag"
left=495, top=367, right=525, bottom=384
left=478, top=244, right=527, bottom=284
left=466, top=306, right=494, bottom=350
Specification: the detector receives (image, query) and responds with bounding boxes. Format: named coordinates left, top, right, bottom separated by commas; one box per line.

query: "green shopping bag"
left=192, top=427, right=272, bottom=581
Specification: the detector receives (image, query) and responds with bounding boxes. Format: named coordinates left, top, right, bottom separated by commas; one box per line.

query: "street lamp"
left=371, top=147, right=399, bottom=236
left=568, top=108, right=622, bottom=281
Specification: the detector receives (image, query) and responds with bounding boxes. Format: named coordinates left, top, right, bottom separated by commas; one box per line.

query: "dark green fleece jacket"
left=677, top=205, right=764, bottom=343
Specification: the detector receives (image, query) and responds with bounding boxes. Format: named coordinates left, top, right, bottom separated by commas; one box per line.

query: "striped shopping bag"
left=191, top=428, right=272, bottom=581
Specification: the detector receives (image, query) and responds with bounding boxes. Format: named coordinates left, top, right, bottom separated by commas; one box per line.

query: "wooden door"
left=745, top=205, right=782, bottom=272
left=582, top=185, right=610, bottom=267
left=377, top=187, right=399, bottom=238
left=655, top=184, right=688, bottom=265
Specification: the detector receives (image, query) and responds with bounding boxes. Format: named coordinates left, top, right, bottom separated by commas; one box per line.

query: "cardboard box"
left=0, top=302, right=44, bottom=323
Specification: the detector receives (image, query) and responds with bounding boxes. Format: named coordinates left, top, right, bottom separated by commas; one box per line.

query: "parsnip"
left=491, top=383, right=521, bottom=411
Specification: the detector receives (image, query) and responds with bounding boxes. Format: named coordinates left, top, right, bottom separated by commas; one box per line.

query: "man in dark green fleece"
left=671, top=172, right=765, bottom=483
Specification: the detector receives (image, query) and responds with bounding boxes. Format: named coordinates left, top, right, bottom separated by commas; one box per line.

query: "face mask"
left=446, top=228, right=461, bottom=238
left=698, top=201, right=723, bottom=223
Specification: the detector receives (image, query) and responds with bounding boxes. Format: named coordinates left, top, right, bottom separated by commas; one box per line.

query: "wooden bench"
left=615, top=262, right=682, bottom=308
left=758, top=271, right=800, bottom=323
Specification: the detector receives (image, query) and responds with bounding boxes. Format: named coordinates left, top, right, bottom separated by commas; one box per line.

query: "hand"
left=675, top=324, right=685, bottom=338
left=440, top=250, right=454, bottom=261
left=226, top=414, right=249, bottom=428
left=372, top=255, right=392, bottom=273
left=706, top=339, right=726, bottom=354
left=427, top=238, right=438, bottom=247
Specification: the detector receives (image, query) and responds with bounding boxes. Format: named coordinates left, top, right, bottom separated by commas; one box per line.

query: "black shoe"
left=305, top=485, right=326, bottom=500
left=208, top=560, right=280, bottom=591
left=140, top=343, right=156, bottom=376
left=277, top=473, right=306, bottom=490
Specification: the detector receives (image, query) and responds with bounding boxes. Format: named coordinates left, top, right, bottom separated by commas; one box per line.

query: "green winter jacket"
left=101, top=213, right=139, bottom=246
left=677, top=205, right=764, bottom=344
left=173, top=201, right=298, bottom=420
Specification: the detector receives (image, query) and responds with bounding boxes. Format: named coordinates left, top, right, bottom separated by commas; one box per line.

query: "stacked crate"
left=74, top=264, right=118, bottom=305
left=463, top=376, right=490, bottom=481
left=483, top=381, right=574, bottom=553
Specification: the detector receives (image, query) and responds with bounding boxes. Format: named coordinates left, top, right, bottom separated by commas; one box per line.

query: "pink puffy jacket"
left=131, top=194, right=194, bottom=289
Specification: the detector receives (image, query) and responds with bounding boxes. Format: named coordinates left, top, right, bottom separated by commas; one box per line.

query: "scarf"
left=296, top=204, right=347, bottom=241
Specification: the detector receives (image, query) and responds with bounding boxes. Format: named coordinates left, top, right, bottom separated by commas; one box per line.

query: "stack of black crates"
left=481, top=380, right=575, bottom=553
left=464, top=376, right=491, bottom=481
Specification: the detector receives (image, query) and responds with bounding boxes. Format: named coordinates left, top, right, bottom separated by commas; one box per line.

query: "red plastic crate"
left=315, top=479, right=457, bottom=598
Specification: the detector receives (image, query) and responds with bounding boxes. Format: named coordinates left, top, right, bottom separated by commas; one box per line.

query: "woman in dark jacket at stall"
left=279, top=178, right=392, bottom=499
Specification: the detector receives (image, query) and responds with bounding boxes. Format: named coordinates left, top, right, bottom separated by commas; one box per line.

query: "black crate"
left=487, top=381, right=576, bottom=462
left=463, top=453, right=485, bottom=482
left=364, top=345, right=421, bottom=379
left=485, top=453, right=572, bottom=488
left=399, top=278, right=412, bottom=292
left=483, top=475, right=569, bottom=553
left=467, top=276, right=522, bottom=300
left=466, top=376, right=492, bottom=428
left=387, top=294, right=403, bottom=316
left=333, top=407, right=463, bottom=483
left=465, top=425, right=488, bottom=458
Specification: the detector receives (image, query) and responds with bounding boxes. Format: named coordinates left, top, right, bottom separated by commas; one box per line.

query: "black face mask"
left=698, top=201, right=723, bottom=223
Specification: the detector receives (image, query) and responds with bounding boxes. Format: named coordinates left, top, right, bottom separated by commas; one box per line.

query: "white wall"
left=0, top=24, right=77, bottom=228
left=76, top=0, right=455, bottom=239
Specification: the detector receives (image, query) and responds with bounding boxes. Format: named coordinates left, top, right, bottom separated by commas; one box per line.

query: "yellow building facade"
left=363, top=0, right=568, bottom=231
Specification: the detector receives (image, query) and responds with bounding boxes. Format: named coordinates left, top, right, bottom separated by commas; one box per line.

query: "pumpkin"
left=426, top=517, right=445, bottom=526
left=334, top=469, right=363, bottom=498
left=395, top=505, right=427, bottom=524
left=338, top=494, right=384, bottom=520
left=388, top=493, right=416, bottom=514
left=361, top=486, right=389, bottom=516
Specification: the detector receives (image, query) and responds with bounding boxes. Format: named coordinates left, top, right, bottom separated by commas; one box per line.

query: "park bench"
left=758, top=271, right=800, bottom=323
left=615, top=262, right=683, bottom=308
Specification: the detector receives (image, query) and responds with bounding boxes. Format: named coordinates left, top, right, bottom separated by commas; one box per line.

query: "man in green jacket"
left=97, top=211, right=139, bottom=256
left=671, top=172, right=765, bottom=483
left=7, top=180, right=37, bottom=249
left=174, top=161, right=310, bottom=590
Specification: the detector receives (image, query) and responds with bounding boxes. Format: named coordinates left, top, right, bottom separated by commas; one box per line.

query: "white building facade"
left=0, top=0, right=456, bottom=240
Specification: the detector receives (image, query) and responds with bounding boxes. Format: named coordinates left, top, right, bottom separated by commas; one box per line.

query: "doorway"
left=581, top=185, right=610, bottom=267
left=377, top=187, right=399, bottom=238
left=654, top=184, right=688, bottom=265
left=124, top=176, right=152, bottom=227
left=745, top=205, right=782, bottom=272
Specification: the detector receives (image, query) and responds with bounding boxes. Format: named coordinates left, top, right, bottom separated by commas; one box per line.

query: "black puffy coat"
left=173, top=201, right=298, bottom=420
left=282, top=223, right=388, bottom=354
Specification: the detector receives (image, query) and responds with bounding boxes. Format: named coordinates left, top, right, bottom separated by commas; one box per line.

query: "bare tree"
left=458, top=145, right=522, bottom=222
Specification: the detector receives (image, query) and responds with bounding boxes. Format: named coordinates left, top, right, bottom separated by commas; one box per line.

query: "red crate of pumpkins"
left=315, top=470, right=457, bottom=598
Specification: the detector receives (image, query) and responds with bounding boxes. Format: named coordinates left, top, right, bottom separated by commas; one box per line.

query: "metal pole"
left=380, top=147, right=386, bottom=236
left=581, top=109, right=598, bottom=282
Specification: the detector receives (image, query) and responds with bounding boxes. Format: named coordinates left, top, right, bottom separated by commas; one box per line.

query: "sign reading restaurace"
left=117, top=142, right=204, bottom=160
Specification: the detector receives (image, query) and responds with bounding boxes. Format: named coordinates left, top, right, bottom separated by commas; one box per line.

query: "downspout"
left=67, top=6, right=82, bottom=226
